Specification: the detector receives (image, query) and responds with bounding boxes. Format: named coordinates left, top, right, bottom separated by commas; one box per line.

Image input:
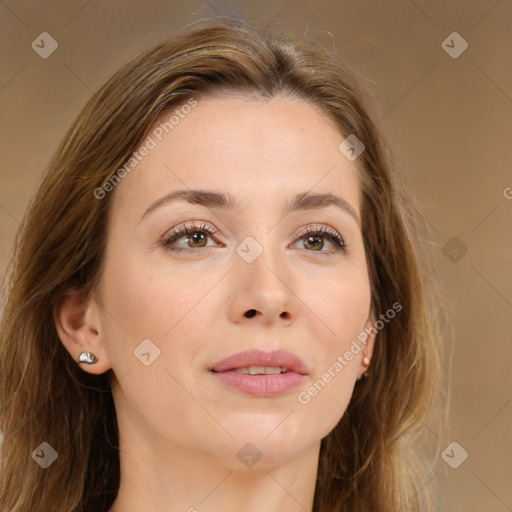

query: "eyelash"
left=161, top=221, right=346, bottom=256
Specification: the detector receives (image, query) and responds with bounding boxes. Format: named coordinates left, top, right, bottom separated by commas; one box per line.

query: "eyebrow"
left=139, top=189, right=360, bottom=227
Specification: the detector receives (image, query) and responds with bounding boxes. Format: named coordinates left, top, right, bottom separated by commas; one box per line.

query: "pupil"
left=306, top=235, right=322, bottom=250
left=190, top=232, right=205, bottom=247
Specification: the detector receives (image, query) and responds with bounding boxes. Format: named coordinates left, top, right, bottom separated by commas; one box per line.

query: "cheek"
left=294, top=270, right=371, bottom=424
left=97, top=253, right=222, bottom=368
left=97, top=258, right=217, bottom=430
left=102, top=248, right=193, bottom=328
left=301, top=267, right=371, bottom=345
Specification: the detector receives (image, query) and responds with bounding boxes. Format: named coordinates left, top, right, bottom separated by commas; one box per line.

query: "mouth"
left=213, top=365, right=289, bottom=375
left=210, top=348, right=309, bottom=375
left=209, top=349, right=309, bottom=398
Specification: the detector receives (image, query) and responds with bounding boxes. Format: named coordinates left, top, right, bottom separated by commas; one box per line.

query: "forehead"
left=111, top=93, right=362, bottom=220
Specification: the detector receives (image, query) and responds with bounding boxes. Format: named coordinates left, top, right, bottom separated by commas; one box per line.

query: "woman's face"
left=91, top=93, right=375, bottom=468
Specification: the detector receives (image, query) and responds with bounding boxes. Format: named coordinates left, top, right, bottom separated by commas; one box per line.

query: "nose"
left=228, top=242, right=295, bottom=326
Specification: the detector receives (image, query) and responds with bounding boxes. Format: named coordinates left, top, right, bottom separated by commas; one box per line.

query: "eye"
left=162, top=221, right=220, bottom=253
left=161, top=222, right=346, bottom=255
left=291, top=224, right=346, bottom=255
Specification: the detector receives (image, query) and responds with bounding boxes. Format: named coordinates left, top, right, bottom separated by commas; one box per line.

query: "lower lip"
left=210, top=370, right=307, bottom=398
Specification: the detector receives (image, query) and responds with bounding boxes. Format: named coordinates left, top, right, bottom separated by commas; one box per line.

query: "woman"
left=0, top=15, right=448, bottom=512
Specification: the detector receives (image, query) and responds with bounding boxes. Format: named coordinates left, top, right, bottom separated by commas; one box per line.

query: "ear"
left=53, top=287, right=112, bottom=375
left=356, top=309, right=377, bottom=380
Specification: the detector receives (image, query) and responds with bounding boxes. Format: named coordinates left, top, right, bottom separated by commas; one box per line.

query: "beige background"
left=1, top=1, right=511, bottom=510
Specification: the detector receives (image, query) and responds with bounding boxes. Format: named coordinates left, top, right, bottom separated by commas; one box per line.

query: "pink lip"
left=209, top=349, right=309, bottom=398
left=210, top=349, right=309, bottom=375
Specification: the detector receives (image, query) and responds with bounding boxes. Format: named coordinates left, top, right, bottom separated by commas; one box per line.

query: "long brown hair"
left=0, top=15, right=449, bottom=511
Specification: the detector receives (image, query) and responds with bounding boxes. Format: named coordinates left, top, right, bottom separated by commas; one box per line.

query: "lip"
left=209, top=349, right=309, bottom=398
left=210, top=349, right=309, bottom=375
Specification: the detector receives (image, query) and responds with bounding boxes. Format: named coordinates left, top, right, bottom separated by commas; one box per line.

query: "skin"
left=55, top=93, right=376, bottom=512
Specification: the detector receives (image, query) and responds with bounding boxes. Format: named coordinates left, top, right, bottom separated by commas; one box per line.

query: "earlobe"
left=357, top=311, right=377, bottom=380
left=52, top=287, right=111, bottom=375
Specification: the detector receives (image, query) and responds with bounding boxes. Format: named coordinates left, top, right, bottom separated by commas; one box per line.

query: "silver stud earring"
left=78, top=352, right=98, bottom=364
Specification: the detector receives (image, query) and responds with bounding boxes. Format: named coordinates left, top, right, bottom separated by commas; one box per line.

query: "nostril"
left=245, top=309, right=257, bottom=318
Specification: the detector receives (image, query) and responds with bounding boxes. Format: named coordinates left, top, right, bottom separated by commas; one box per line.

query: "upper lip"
left=210, top=349, right=309, bottom=375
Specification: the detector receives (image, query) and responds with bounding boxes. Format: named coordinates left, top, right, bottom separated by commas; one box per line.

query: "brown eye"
left=303, top=235, right=325, bottom=251
left=185, top=231, right=208, bottom=248
left=293, top=225, right=346, bottom=255
left=163, top=222, right=218, bottom=253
